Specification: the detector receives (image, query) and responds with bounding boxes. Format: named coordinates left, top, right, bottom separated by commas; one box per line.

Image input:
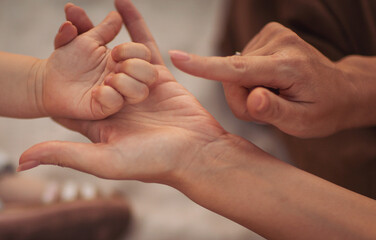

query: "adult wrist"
left=170, top=132, right=258, bottom=197
left=335, top=56, right=376, bottom=130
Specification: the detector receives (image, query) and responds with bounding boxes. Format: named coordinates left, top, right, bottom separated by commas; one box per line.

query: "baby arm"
left=0, top=52, right=45, bottom=118
left=0, top=10, right=157, bottom=120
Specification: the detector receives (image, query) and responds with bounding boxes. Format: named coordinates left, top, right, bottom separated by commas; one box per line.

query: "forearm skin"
left=174, top=133, right=376, bottom=240
left=336, top=55, right=376, bottom=131
left=0, top=52, right=46, bottom=118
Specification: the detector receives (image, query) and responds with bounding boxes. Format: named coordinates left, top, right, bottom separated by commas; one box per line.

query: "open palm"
left=19, top=0, right=227, bottom=183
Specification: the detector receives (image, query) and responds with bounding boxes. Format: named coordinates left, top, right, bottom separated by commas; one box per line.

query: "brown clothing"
left=221, top=0, right=376, bottom=198
left=221, top=0, right=376, bottom=60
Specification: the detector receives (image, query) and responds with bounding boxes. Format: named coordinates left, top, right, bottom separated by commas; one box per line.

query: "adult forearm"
left=336, top=55, right=376, bottom=130
left=176, top=134, right=376, bottom=240
left=0, top=52, right=46, bottom=118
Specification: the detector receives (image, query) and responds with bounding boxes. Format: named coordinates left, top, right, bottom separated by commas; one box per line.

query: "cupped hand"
left=170, top=22, right=357, bottom=138
left=18, top=0, right=227, bottom=184
left=41, top=5, right=156, bottom=120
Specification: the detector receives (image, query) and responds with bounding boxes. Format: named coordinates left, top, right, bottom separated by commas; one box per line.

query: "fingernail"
left=17, top=160, right=40, bottom=172
left=168, top=50, right=190, bottom=61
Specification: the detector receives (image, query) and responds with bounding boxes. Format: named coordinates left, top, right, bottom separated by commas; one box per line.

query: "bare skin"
left=0, top=9, right=157, bottom=119
left=170, top=22, right=376, bottom=138
left=17, top=1, right=376, bottom=239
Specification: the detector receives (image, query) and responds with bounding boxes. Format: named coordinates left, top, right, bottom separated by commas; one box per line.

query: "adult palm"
left=19, top=0, right=226, bottom=183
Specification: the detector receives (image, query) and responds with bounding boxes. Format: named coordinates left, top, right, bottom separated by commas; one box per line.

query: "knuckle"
left=264, top=21, right=282, bottom=31
left=262, top=22, right=287, bottom=34
left=54, top=156, right=67, bottom=168
left=227, top=56, right=249, bottom=73
left=274, top=54, right=296, bottom=67
left=278, top=32, right=301, bottom=46
left=273, top=53, right=309, bottom=79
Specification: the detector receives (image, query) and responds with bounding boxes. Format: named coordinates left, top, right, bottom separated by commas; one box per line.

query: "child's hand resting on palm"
left=37, top=8, right=157, bottom=119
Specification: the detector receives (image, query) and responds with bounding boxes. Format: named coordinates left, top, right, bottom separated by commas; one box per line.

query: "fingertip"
left=18, top=141, right=59, bottom=171
left=105, top=73, right=149, bottom=104
left=64, top=2, right=75, bottom=11
left=86, top=10, right=122, bottom=46
left=65, top=3, right=94, bottom=34
left=105, top=11, right=123, bottom=28
left=17, top=160, right=40, bottom=172
left=92, top=85, right=124, bottom=117
left=109, top=10, right=122, bottom=19
left=54, top=21, right=78, bottom=49
left=111, top=45, right=126, bottom=63
left=58, top=21, right=74, bottom=33
left=111, top=46, right=120, bottom=62
left=247, top=88, right=273, bottom=124
left=103, top=73, right=114, bottom=85
left=115, top=0, right=130, bottom=9
left=248, top=88, right=268, bottom=113
left=169, top=50, right=191, bottom=62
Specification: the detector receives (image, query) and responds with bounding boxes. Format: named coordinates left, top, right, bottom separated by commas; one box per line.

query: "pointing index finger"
left=170, top=51, right=288, bottom=89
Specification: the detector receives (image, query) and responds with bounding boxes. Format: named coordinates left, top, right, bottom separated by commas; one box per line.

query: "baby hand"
left=105, top=42, right=158, bottom=105
left=40, top=10, right=157, bottom=120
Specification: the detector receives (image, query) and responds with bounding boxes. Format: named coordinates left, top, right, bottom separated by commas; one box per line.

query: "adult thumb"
left=247, top=87, right=298, bottom=129
left=18, top=141, right=118, bottom=179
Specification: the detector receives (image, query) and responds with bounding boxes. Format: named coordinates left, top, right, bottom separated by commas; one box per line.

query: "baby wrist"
left=28, top=58, right=48, bottom=117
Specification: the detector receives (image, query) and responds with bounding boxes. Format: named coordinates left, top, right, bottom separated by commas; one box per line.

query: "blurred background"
left=0, top=0, right=289, bottom=239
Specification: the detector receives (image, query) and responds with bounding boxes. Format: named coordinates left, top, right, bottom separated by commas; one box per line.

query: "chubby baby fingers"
left=112, top=42, right=152, bottom=62
left=105, top=73, right=150, bottom=104
left=115, top=58, right=158, bottom=87
left=91, top=85, right=124, bottom=118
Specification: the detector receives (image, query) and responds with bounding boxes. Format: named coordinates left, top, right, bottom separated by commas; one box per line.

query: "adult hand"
left=16, top=4, right=376, bottom=240
left=170, top=22, right=358, bottom=138
left=18, top=0, right=227, bottom=184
